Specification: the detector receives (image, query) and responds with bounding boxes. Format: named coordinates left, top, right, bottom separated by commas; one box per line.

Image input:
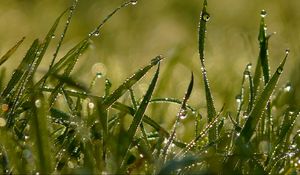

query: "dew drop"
left=130, top=0, right=138, bottom=5
left=285, top=48, right=290, bottom=54
left=51, top=34, right=55, bottom=39
left=284, top=84, right=292, bottom=92
left=276, top=67, right=283, bottom=74
left=1, top=104, right=9, bottom=112
left=96, top=73, right=103, bottom=78
left=92, top=63, right=107, bottom=76
left=94, top=30, right=100, bottom=36
left=202, top=12, right=210, bottom=22
left=139, top=154, right=144, bottom=158
left=88, top=102, right=95, bottom=109
left=0, top=118, right=6, bottom=127
left=261, top=10, right=267, bottom=18
left=179, top=109, right=187, bottom=120
left=67, top=161, right=74, bottom=168
left=35, top=99, right=42, bottom=108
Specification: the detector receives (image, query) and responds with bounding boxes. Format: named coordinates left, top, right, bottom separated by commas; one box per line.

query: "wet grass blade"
left=29, top=92, right=52, bottom=173
left=120, top=64, right=160, bottom=170
left=161, top=73, right=194, bottom=161
left=1, top=39, right=39, bottom=98
left=0, top=37, right=25, bottom=66
left=238, top=50, right=289, bottom=144
left=102, top=55, right=163, bottom=109
left=198, top=0, right=217, bottom=145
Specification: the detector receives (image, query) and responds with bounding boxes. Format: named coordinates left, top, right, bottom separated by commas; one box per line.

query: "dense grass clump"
left=0, top=0, right=299, bottom=174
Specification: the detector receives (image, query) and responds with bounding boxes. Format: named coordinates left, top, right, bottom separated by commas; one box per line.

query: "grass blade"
left=102, top=55, right=163, bottom=109
left=161, top=73, right=194, bottom=162
left=0, top=37, right=25, bottom=66
left=120, top=64, right=160, bottom=170
left=238, top=51, right=289, bottom=143
left=198, top=0, right=217, bottom=145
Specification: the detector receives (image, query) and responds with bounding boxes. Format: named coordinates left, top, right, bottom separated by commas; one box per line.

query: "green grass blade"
left=238, top=50, right=289, bottom=144
left=48, top=40, right=90, bottom=107
left=258, top=10, right=270, bottom=85
left=0, top=37, right=25, bottom=66
left=48, top=2, right=78, bottom=73
left=29, top=93, right=52, bottom=173
left=149, top=98, right=197, bottom=112
left=158, top=156, right=198, bottom=175
left=102, top=55, right=163, bottom=109
left=120, top=64, right=160, bottom=170
left=1, top=39, right=39, bottom=98
left=198, top=0, right=217, bottom=145
left=161, top=73, right=194, bottom=161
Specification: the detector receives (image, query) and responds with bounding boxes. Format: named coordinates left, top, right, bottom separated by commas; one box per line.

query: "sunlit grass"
left=0, top=0, right=299, bottom=174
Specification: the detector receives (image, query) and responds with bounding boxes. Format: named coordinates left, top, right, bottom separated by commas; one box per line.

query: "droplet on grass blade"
left=284, top=83, right=292, bottom=92
left=0, top=118, right=6, bottom=127
left=35, top=99, right=42, bottom=108
left=260, top=10, right=267, bottom=18
left=201, top=12, right=210, bottom=22
left=1, top=104, right=9, bottom=112
left=130, top=0, right=138, bottom=5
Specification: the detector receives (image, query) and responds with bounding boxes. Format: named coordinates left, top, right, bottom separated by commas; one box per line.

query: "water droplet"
left=130, top=0, right=138, bottom=5
left=35, top=99, right=42, bottom=108
left=94, top=30, right=100, bottom=36
left=0, top=118, right=6, bottom=127
left=36, top=172, right=40, bottom=175
left=247, top=63, right=252, bottom=70
left=285, top=49, right=290, bottom=55
left=24, top=135, right=29, bottom=140
left=88, top=102, right=95, bottom=109
left=261, top=10, right=267, bottom=18
left=1, top=104, right=9, bottom=112
left=202, top=12, right=210, bottom=22
left=51, top=34, right=55, bottom=39
left=277, top=67, right=283, bottom=74
left=179, top=109, right=187, bottom=120
left=96, top=73, right=103, bottom=78
left=243, top=115, right=249, bottom=119
left=284, top=84, right=292, bottom=92
left=92, top=63, right=107, bottom=77
left=139, top=154, right=144, bottom=158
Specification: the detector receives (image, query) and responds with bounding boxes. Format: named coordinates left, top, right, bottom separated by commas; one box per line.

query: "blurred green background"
left=0, top=0, right=299, bottom=113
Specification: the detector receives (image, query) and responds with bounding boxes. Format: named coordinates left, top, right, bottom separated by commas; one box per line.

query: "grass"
left=0, top=0, right=299, bottom=174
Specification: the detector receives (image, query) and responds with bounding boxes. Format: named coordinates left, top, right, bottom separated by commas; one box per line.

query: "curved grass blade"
left=1, top=39, right=39, bottom=98
left=0, top=37, right=25, bottom=66
left=149, top=98, right=197, bottom=112
left=89, top=0, right=139, bottom=37
left=120, top=64, right=160, bottom=170
left=238, top=51, right=289, bottom=143
left=161, top=73, right=194, bottom=162
left=102, top=55, right=163, bottom=109
left=198, top=0, right=217, bottom=145
left=48, top=40, right=90, bottom=107
left=49, top=73, right=89, bottom=92
left=48, top=1, right=78, bottom=74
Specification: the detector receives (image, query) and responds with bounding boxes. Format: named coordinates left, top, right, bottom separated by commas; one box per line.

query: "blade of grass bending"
left=161, top=72, right=194, bottom=162
left=120, top=64, right=160, bottom=171
left=48, top=40, right=90, bottom=107
left=48, top=1, right=78, bottom=73
left=237, top=50, right=289, bottom=144
left=1, top=39, right=39, bottom=98
left=149, top=98, right=197, bottom=112
left=0, top=37, right=25, bottom=66
left=102, top=55, right=163, bottom=109
left=198, top=0, right=217, bottom=145
left=89, top=0, right=139, bottom=37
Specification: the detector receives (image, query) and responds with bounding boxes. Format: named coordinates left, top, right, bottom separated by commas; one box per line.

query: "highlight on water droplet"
left=285, top=48, right=290, bottom=55
left=284, top=83, right=292, bottom=92
left=260, top=10, right=267, bottom=18
left=35, top=99, right=42, bottom=108
left=178, top=109, right=188, bottom=120
left=1, top=104, right=9, bottom=112
left=276, top=67, right=283, bottom=74
left=0, top=118, right=6, bottom=127
left=130, top=0, right=138, bottom=5
left=92, top=62, right=107, bottom=77
left=202, top=12, right=210, bottom=22
left=88, top=102, right=95, bottom=109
